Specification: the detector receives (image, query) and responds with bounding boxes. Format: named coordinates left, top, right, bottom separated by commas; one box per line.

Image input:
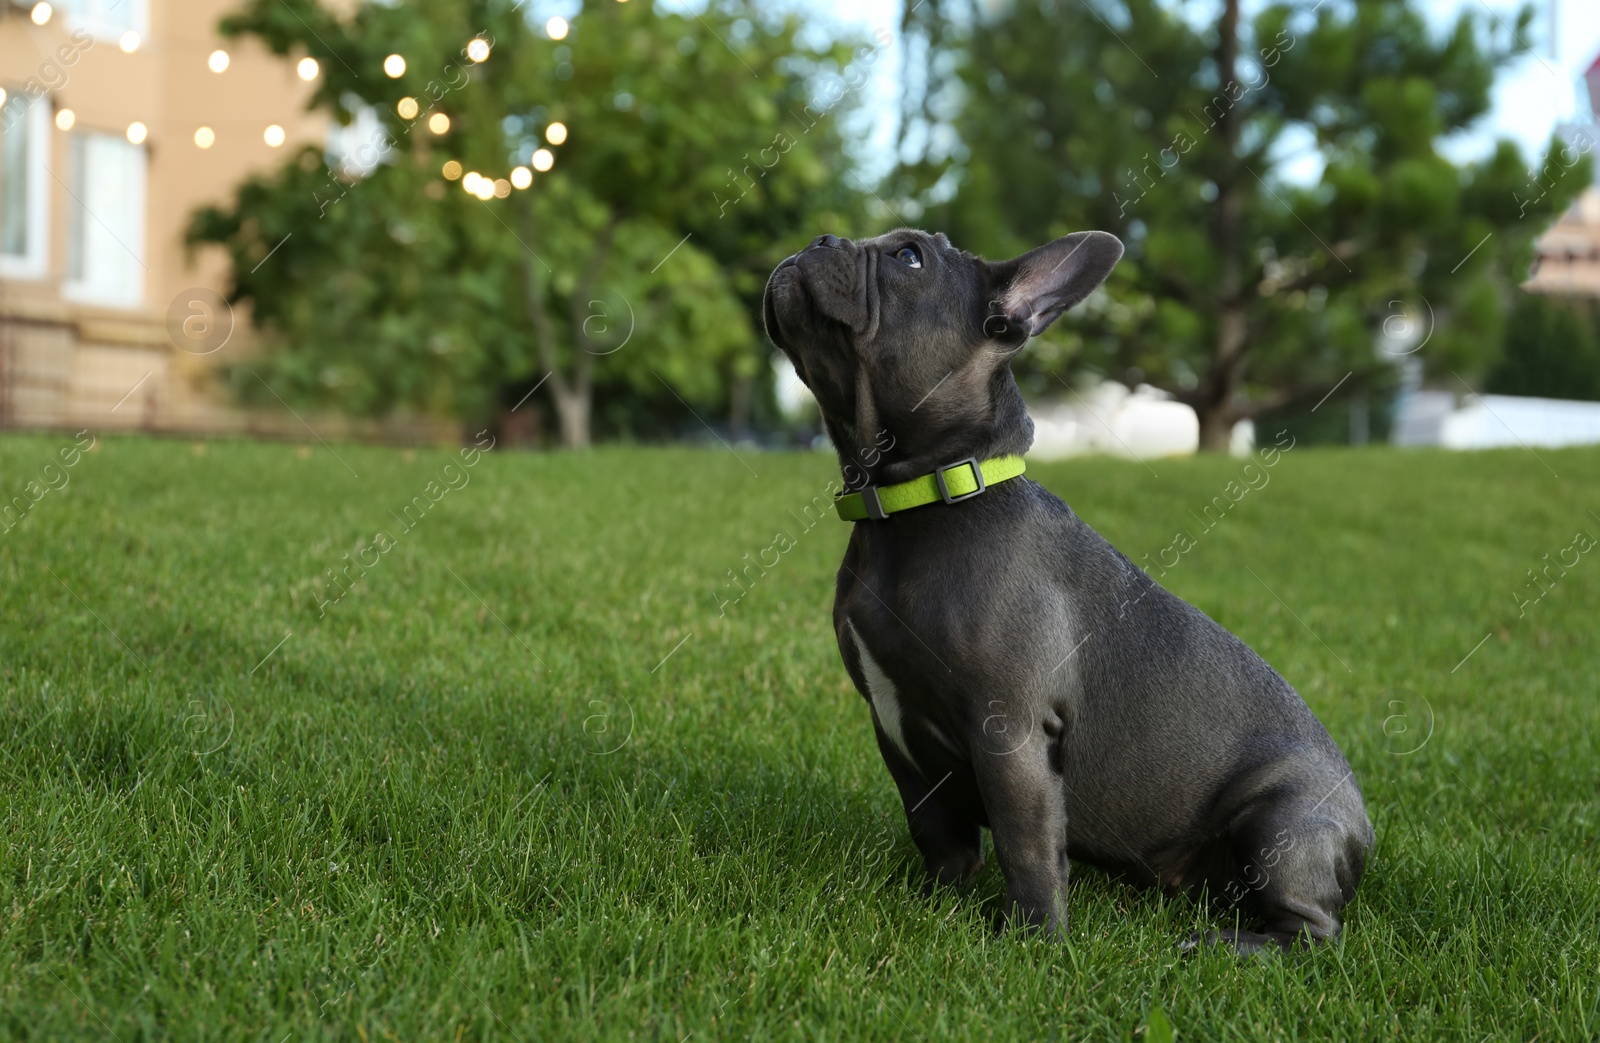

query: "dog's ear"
left=983, top=232, right=1124, bottom=346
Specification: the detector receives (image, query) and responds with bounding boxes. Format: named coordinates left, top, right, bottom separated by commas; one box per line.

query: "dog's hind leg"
left=1187, top=781, right=1372, bottom=955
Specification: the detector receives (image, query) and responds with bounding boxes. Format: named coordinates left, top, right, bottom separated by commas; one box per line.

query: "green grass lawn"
left=1, top=432, right=1597, bottom=1041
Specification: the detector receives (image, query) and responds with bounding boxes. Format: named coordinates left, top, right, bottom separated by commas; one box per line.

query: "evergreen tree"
left=894, top=0, right=1588, bottom=449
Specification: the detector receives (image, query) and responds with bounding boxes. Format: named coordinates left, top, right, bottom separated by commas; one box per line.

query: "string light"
left=29, top=2, right=51, bottom=26
left=545, top=17, right=569, bottom=40
left=466, top=38, right=490, bottom=63
left=427, top=112, right=450, bottom=135
left=54, top=108, right=74, bottom=131
left=264, top=124, right=285, bottom=147
left=119, top=31, right=140, bottom=53
left=442, top=160, right=462, bottom=180
left=474, top=179, right=495, bottom=201
left=462, top=172, right=482, bottom=194
left=545, top=121, right=567, bottom=145
left=384, top=54, right=406, bottom=78
left=194, top=126, right=216, bottom=148
left=397, top=97, right=419, bottom=120
left=297, top=57, right=320, bottom=81
left=493, top=178, right=511, bottom=198
left=209, top=50, right=230, bottom=73
left=510, top=166, right=532, bottom=190
left=531, top=148, right=553, bottom=172
left=126, top=121, right=147, bottom=144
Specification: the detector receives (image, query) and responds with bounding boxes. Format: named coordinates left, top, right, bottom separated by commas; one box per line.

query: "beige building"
left=1525, top=53, right=1600, bottom=299
left=1525, top=185, right=1600, bottom=298
left=0, top=0, right=326, bottom=432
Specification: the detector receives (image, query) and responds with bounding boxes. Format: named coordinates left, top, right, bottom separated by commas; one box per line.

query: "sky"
left=1433, top=0, right=1600, bottom=162
left=804, top=0, right=1600, bottom=180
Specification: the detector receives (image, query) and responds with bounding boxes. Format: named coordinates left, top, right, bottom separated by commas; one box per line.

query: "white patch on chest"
left=847, top=619, right=918, bottom=769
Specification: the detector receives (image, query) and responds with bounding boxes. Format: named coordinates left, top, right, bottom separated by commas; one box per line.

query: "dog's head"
left=763, top=228, right=1122, bottom=486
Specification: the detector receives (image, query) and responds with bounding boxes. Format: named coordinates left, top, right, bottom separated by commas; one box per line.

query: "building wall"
left=1526, top=185, right=1600, bottom=299
left=0, top=0, right=325, bottom=433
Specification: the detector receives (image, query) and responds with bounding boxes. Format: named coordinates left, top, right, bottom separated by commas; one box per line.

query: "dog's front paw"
left=922, top=853, right=985, bottom=895
left=997, top=898, right=1067, bottom=941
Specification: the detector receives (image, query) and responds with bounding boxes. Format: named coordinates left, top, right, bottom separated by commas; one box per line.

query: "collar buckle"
left=934, top=457, right=985, bottom=504
left=860, top=485, right=887, bottom=521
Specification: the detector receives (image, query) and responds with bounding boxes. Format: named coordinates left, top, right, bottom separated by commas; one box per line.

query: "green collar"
left=834, top=455, right=1027, bottom=521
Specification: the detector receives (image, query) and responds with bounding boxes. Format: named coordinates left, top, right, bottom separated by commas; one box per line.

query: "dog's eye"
left=894, top=245, right=922, bottom=269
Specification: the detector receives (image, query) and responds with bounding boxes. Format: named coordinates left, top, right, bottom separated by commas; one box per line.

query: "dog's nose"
left=811, top=234, right=842, bottom=250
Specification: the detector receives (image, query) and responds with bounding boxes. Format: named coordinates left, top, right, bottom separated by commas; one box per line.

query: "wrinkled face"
left=764, top=231, right=985, bottom=438
left=763, top=227, right=1124, bottom=468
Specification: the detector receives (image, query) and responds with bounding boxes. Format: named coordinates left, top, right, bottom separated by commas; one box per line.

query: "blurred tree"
left=190, top=0, right=869, bottom=446
left=1486, top=292, right=1600, bottom=401
left=894, top=0, right=1589, bottom=449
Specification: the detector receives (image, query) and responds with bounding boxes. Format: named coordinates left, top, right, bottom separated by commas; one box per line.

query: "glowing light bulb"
left=510, top=166, right=532, bottom=190
left=545, top=17, right=568, bottom=40
left=397, top=97, right=419, bottom=120
left=493, top=178, right=511, bottom=198
left=383, top=54, right=406, bottom=78
left=297, top=57, right=320, bottom=81
left=126, top=121, right=147, bottom=144
left=531, top=148, right=553, bottom=172
left=462, top=172, right=482, bottom=194
left=54, top=108, right=74, bottom=131
left=264, top=124, right=285, bottom=147
left=119, top=31, right=140, bottom=53
left=466, top=38, right=490, bottom=63
left=442, top=160, right=463, bottom=180
left=194, top=126, right=216, bottom=148
left=29, top=3, right=52, bottom=26
left=427, top=112, right=450, bottom=135
left=545, top=121, right=567, bottom=145
left=208, top=50, right=230, bottom=73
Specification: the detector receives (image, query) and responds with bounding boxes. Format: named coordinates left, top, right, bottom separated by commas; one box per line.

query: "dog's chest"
left=846, top=620, right=914, bottom=763
left=844, top=618, right=968, bottom=773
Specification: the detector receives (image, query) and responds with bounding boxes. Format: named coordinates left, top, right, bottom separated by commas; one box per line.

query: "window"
left=0, top=91, right=49, bottom=278
left=60, top=0, right=149, bottom=41
left=64, top=133, right=147, bottom=307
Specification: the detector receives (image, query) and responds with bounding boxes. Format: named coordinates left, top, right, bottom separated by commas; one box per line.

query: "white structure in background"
left=1230, top=418, right=1258, bottom=457
left=775, top=356, right=1235, bottom=460
left=772, top=354, right=814, bottom=418
left=1393, top=391, right=1600, bottom=449
left=1389, top=54, right=1600, bottom=452
left=1028, top=381, right=1201, bottom=460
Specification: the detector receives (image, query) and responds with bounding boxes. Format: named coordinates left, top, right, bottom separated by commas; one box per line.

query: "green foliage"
left=189, top=0, right=868, bottom=441
left=895, top=0, right=1588, bottom=446
left=1487, top=292, right=1600, bottom=402
left=2, top=433, right=1599, bottom=1037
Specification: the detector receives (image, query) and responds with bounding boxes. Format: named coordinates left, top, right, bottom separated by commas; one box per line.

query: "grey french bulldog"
left=762, top=229, right=1373, bottom=953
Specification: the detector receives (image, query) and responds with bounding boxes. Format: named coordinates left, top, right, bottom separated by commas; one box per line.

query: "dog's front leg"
left=873, top=730, right=985, bottom=892
left=973, top=739, right=1069, bottom=937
